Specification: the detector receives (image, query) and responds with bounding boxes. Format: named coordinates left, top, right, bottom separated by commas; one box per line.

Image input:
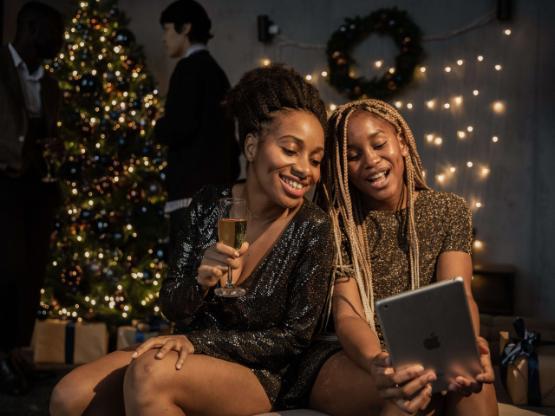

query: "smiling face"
left=245, top=110, right=325, bottom=210
left=346, top=110, right=408, bottom=210
left=162, top=23, right=189, bottom=58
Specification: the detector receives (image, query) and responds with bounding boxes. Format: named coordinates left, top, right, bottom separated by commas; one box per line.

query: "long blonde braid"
left=315, top=99, right=428, bottom=328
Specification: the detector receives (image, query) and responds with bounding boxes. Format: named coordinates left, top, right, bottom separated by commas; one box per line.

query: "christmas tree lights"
left=40, top=0, right=167, bottom=325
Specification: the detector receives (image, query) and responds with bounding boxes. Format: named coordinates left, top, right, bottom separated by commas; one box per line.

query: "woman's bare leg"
left=309, top=351, right=383, bottom=416
left=446, top=383, right=498, bottom=416
left=310, top=351, right=437, bottom=416
left=123, top=350, right=272, bottom=416
left=50, top=349, right=134, bottom=416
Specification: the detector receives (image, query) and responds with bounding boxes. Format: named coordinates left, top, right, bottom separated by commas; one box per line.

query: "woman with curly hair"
left=50, top=65, right=334, bottom=415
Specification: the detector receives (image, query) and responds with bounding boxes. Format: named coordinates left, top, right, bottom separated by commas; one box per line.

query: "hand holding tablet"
left=375, top=279, right=483, bottom=393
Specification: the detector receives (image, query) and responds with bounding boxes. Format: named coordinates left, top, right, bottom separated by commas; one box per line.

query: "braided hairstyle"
left=315, top=99, right=429, bottom=329
left=225, top=65, right=327, bottom=152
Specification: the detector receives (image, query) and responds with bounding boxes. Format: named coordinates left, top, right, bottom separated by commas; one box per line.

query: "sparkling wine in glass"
left=214, top=198, right=247, bottom=298
left=40, top=138, right=59, bottom=183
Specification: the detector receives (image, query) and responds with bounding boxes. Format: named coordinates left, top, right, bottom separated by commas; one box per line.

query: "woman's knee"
left=310, top=352, right=383, bottom=415
left=50, top=370, right=91, bottom=416
left=124, top=351, right=182, bottom=404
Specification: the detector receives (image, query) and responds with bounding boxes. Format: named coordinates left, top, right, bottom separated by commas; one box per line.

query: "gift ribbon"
left=65, top=321, right=76, bottom=365
left=500, top=317, right=541, bottom=406
left=134, top=330, right=146, bottom=343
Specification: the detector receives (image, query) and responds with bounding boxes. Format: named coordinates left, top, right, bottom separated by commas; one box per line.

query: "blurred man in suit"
left=156, top=0, right=240, bottom=253
left=0, top=1, right=64, bottom=394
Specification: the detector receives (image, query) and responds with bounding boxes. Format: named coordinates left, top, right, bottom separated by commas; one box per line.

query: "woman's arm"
left=435, top=193, right=495, bottom=392
left=436, top=251, right=479, bottom=334
left=333, top=277, right=435, bottom=414
left=333, top=277, right=381, bottom=372
left=159, top=191, right=210, bottom=324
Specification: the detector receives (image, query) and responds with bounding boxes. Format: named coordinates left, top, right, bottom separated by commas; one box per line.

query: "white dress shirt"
left=8, top=43, right=44, bottom=118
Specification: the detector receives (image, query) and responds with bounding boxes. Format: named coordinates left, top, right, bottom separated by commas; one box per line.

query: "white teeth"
left=370, top=172, right=386, bottom=181
left=283, top=177, right=303, bottom=190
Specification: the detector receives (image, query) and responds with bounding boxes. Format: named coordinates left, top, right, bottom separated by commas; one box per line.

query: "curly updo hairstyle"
left=225, top=65, right=327, bottom=151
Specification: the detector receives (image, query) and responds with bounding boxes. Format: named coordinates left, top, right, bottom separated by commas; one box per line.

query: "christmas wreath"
left=326, top=7, right=424, bottom=100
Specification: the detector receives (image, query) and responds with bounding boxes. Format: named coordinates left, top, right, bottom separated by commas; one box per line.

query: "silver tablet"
left=375, top=279, right=481, bottom=392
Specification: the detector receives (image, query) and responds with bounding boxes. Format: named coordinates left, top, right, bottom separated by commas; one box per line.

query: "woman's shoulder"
left=298, top=198, right=332, bottom=228
left=417, top=190, right=471, bottom=231
left=418, top=189, right=469, bottom=211
left=189, top=184, right=231, bottom=209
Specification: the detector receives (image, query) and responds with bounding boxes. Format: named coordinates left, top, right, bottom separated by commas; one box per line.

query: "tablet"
left=375, top=279, right=481, bottom=392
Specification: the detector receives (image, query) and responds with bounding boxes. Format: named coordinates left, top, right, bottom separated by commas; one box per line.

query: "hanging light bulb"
left=492, top=100, right=506, bottom=114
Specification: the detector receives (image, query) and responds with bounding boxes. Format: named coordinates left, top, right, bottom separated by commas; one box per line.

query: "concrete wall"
left=4, top=1, right=554, bottom=320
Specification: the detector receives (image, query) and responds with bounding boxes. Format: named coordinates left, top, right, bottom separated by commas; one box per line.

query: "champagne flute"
left=214, top=197, right=247, bottom=298
left=40, top=138, right=58, bottom=183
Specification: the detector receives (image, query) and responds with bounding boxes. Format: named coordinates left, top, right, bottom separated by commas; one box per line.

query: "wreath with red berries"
left=326, top=8, right=424, bottom=100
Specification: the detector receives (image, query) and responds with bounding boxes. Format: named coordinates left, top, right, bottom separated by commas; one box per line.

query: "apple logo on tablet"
left=423, top=333, right=440, bottom=350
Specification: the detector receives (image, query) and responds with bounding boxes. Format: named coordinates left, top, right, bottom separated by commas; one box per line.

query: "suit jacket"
left=0, top=45, right=61, bottom=179
left=155, top=49, right=240, bottom=200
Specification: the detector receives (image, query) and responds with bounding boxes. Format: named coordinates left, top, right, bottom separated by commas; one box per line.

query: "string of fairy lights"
left=257, top=22, right=512, bottom=254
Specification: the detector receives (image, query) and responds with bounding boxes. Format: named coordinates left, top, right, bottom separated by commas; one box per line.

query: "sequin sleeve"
left=159, top=188, right=213, bottom=326
left=441, top=193, right=473, bottom=254
left=185, top=216, right=334, bottom=369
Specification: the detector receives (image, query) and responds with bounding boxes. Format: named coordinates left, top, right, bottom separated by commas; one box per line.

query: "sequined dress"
left=159, top=185, right=334, bottom=407
left=283, top=190, right=473, bottom=407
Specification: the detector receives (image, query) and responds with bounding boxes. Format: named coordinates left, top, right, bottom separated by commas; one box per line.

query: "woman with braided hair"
left=300, top=99, right=498, bottom=415
left=50, top=65, right=334, bottom=415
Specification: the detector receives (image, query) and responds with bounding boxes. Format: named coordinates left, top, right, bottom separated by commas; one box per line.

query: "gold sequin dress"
left=159, top=185, right=334, bottom=408
left=281, top=190, right=472, bottom=408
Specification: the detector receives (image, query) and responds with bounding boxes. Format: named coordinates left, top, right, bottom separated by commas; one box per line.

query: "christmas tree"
left=40, top=0, right=167, bottom=325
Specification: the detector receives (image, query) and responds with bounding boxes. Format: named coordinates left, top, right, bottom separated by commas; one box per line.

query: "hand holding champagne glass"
left=215, top=197, right=247, bottom=298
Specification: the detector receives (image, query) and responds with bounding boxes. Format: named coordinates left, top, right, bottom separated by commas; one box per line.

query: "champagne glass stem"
left=226, top=265, right=233, bottom=288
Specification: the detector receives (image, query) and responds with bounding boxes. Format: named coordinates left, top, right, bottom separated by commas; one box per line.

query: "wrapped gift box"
left=32, top=319, right=108, bottom=365
left=116, top=325, right=159, bottom=350
left=501, top=331, right=555, bottom=407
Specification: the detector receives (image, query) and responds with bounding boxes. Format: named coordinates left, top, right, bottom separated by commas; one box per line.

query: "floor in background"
left=0, top=369, right=67, bottom=416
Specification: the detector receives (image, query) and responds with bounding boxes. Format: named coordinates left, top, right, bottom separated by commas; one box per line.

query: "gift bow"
left=500, top=317, right=541, bottom=406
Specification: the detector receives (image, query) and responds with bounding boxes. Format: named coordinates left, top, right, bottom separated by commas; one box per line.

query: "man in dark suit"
left=156, top=0, right=240, bottom=252
left=0, top=2, right=64, bottom=394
